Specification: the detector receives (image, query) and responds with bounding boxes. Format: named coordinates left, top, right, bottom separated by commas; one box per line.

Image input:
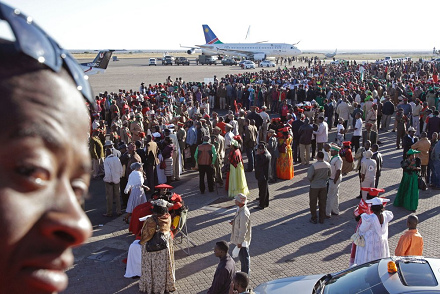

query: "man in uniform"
left=176, top=122, right=186, bottom=172
left=244, top=119, right=257, bottom=172
left=213, top=127, right=225, bottom=186
left=307, top=151, right=331, bottom=224
left=130, top=114, right=144, bottom=142
left=360, top=150, right=377, bottom=200
left=326, top=145, right=343, bottom=218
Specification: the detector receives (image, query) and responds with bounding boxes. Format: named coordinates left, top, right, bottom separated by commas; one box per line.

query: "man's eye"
left=16, top=166, right=50, bottom=185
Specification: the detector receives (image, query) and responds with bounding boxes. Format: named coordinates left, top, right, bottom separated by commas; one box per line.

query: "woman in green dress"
left=394, top=149, right=421, bottom=211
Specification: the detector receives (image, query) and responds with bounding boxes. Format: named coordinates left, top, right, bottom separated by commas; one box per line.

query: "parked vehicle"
left=149, top=58, right=157, bottom=66
left=162, top=57, right=173, bottom=65
left=197, top=55, right=217, bottom=65
left=240, top=60, right=256, bottom=69
left=254, top=257, right=440, bottom=294
left=221, top=58, right=237, bottom=66
left=260, top=60, right=276, bottom=67
left=175, top=57, right=190, bottom=65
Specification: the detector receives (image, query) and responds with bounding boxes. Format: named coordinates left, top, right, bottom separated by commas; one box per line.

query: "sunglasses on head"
left=0, top=2, right=95, bottom=109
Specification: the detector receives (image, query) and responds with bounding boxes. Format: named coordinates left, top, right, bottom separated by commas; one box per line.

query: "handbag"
left=160, top=160, right=166, bottom=169
left=418, top=176, right=427, bottom=190
left=145, top=217, right=168, bottom=252
left=350, top=231, right=365, bottom=247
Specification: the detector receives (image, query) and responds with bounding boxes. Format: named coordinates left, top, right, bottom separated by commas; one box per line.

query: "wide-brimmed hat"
left=361, top=187, right=385, bottom=197
left=235, top=193, right=248, bottom=205
left=366, top=197, right=390, bottom=205
left=155, top=184, right=173, bottom=190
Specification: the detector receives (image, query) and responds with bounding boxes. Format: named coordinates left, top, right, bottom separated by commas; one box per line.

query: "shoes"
left=309, top=218, right=317, bottom=224
left=331, top=212, right=339, bottom=216
left=209, top=190, right=214, bottom=192
left=116, top=212, right=123, bottom=216
left=254, top=206, right=264, bottom=210
left=392, top=130, right=396, bottom=132
left=396, top=147, right=400, bottom=150
left=319, top=220, right=324, bottom=224
left=268, top=179, right=276, bottom=183
left=103, top=213, right=112, bottom=217
left=325, top=215, right=331, bottom=219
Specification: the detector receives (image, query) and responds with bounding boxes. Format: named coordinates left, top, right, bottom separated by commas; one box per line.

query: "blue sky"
left=2, top=0, right=439, bottom=51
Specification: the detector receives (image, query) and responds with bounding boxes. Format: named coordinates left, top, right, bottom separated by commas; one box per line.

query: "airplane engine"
left=187, top=48, right=195, bottom=55
left=253, top=53, right=266, bottom=61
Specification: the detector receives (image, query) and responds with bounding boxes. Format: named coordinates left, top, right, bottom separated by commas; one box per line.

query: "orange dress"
left=276, top=136, right=294, bottom=180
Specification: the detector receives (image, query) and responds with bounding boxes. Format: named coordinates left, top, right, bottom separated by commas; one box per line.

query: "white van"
left=149, top=58, right=157, bottom=66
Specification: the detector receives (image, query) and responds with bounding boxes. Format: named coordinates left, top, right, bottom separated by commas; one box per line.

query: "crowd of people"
left=89, top=56, right=440, bottom=292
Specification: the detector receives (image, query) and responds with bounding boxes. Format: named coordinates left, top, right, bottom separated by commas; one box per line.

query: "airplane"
left=324, top=49, right=337, bottom=59
left=434, top=47, right=439, bottom=56
left=182, top=25, right=301, bottom=60
left=79, top=50, right=114, bottom=75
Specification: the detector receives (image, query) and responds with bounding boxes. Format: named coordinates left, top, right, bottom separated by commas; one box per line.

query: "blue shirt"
left=186, top=126, right=197, bottom=145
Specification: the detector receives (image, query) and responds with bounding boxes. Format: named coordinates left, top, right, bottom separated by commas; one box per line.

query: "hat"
left=330, top=145, right=341, bottom=151
left=268, top=129, right=276, bottom=134
left=118, top=143, right=128, bottom=150
left=104, top=140, right=114, bottom=147
left=408, top=127, right=416, bottom=132
left=130, top=162, right=143, bottom=170
left=155, top=184, right=173, bottom=190
left=152, top=132, right=161, bottom=138
left=214, top=126, right=222, bottom=132
left=363, top=150, right=373, bottom=158
left=361, top=187, right=385, bottom=197
left=234, top=193, right=248, bottom=205
left=231, top=139, right=239, bottom=147
left=407, top=149, right=421, bottom=155
left=151, top=199, right=172, bottom=208
left=177, top=122, right=184, bottom=126
left=342, top=141, right=351, bottom=146
left=366, top=197, right=390, bottom=205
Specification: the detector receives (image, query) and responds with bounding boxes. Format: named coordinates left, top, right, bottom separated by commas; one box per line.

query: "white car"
left=254, top=257, right=440, bottom=294
left=260, top=60, right=276, bottom=67
left=240, top=60, right=256, bottom=69
left=149, top=58, right=157, bottom=66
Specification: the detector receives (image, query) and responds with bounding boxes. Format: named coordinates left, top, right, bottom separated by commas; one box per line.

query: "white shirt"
left=354, top=118, right=363, bottom=136
left=313, top=122, right=328, bottom=143
left=103, top=155, right=123, bottom=184
left=337, top=123, right=345, bottom=135
left=330, top=155, right=343, bottom=180
left=224, top=131, right=234, bottom=148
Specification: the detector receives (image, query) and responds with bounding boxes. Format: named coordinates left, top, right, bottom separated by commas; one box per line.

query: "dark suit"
left=403, top=135, right=418, bottom=159
left=362, top=130, right=377, bottom=146
left=291, top=119, right=304, bottom=163
left=255, top=150, right=271, bottom=208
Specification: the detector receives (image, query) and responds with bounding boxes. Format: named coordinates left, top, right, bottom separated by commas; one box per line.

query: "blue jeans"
left=239, top=247, right=250, bottom=275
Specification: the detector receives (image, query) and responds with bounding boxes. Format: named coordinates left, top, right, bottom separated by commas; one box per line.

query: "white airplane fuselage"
left=80, top=65, right=106, bottom=75
left=201, top=43, right=301, bottom=58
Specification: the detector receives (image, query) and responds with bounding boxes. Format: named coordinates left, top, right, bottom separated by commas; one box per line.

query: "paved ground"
left=64, top=61, right=440, bottom=293
left=65, top=128, right=440, bottom=294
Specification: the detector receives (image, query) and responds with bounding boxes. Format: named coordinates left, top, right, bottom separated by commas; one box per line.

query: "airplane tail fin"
left=91, top=50, right=114, bottom=69
left=202, top=25, right=222, bottom=45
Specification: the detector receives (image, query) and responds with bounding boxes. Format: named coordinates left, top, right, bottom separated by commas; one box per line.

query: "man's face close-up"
left=0, top=68, right=92, bottom=294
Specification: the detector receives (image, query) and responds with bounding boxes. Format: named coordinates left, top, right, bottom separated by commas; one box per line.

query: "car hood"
left=254, top=274, right=323, bottom=294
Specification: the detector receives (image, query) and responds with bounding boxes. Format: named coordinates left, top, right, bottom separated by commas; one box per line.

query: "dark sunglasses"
left=0, top=2, right=95, bottom=109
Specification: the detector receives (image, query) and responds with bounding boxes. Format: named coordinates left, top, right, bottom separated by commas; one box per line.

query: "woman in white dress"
left=124, top=162, right=150, bottom=223
left=354, top=197, right=393, bottom=265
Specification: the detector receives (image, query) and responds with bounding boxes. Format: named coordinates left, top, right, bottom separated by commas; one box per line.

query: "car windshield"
left=323, top=260, right=389, bottom=294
